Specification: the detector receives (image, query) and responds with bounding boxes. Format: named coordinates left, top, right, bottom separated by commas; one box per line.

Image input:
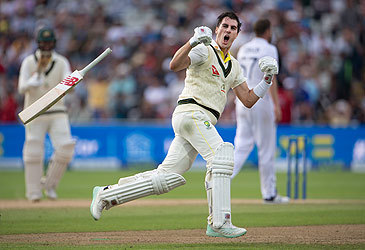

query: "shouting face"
left=215, top=17, right=239, bottom=51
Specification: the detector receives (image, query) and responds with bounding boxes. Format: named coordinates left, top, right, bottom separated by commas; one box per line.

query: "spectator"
left=327, top=99, right=352, bottom=126
left=277, top=80, right=293, bottom=124
left=0, top=87, right=18, bottom=122
left=0, top=0, right=363, bottom=125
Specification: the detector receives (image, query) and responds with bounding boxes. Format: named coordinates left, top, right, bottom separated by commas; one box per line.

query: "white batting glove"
left=189, top=26, right=212, bottom=48
left=259, top=56, right=278, bottom=74
left=258, top=56, right=278, bottom=84
left=27, top=73, right=43, bottom=88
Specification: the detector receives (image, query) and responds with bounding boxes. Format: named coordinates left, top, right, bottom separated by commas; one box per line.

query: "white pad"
left=207, top=142, right=234, bottom=228
left=23, top=139, right=44, bottom=163
left=100, top=171, right=186, bottom=207
left=43, top=140, right=75, bottom=190
left=23, top=139, right=44, bottom=200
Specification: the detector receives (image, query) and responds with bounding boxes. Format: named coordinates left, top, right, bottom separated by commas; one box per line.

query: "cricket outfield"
left=0, top=170, right=364, bottom=249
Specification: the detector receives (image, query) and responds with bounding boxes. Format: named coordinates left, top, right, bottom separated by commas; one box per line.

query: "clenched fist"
left=189, top=26, right=212, bottom=48
left=258, top=56, right=278, bottom=84
left=258, top=56, right=278, bottom=75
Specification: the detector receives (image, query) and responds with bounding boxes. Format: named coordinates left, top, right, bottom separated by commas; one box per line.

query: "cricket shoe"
left=45, top=188, right=57, bottom=200
left=263, top=195, right=290, bottom=204
left=28, top=194, right=42, bottom=202
left=206, top=222, right=247, bottom=238
left=40, top=177, right=57, bottom=200
left=90, top=186, right=110, bottom=220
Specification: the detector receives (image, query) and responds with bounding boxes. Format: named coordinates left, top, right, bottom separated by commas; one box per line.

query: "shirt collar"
left=211, top=40, right=231, bottom=63
left=211, top=40, right=220, bottom=50
left=253, top=37, right=268, bottom=43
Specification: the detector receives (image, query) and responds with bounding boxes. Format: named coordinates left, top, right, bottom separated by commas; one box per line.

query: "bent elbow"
left=169, top=61, right=178, bottom=72
left=243, top=102, right=254, bottom=109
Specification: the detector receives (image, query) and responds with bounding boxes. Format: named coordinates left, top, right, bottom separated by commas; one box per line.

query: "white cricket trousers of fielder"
left=233, top=100, right=277, bottom=199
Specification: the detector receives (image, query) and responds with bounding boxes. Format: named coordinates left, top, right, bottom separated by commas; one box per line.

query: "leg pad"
left=207, top=142, right=234, bottom=228
left=101, top=172, right=186, bottom=206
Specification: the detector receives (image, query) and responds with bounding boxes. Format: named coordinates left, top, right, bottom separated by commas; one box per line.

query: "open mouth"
left=223, top=35, right=229, bottom=43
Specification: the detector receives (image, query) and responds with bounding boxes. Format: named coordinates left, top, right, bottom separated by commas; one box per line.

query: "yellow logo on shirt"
left=204, top=121, right=211, bottom=129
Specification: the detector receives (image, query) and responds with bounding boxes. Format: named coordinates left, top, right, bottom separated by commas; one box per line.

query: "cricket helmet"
left=37, top=27, right=56, bottom=51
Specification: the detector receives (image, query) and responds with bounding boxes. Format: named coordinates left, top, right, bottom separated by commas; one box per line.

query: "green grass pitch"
left=0, top=169, right=364, bottom=249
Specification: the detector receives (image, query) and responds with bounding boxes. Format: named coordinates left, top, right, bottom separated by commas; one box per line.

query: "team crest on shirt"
left=211, top=65, right=220, bottom=77
left=204, top=121, right=211, bottom=129
left=221, top=83, right=226, bottom=93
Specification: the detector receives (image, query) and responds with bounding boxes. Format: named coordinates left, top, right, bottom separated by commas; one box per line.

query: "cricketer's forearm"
left=169, top=42, right=192, bottom=72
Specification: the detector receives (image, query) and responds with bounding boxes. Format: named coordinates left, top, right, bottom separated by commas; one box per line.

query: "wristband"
left=253, top=78, right=272, bottom=98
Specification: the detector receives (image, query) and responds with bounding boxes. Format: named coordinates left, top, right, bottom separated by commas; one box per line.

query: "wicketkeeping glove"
left=189, top=26, right=212, bottom=48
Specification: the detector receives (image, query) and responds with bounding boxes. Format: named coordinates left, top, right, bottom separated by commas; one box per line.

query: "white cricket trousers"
left=157, top=108, right=223, bottom=174
left=233, top=100, right=277, bottom=199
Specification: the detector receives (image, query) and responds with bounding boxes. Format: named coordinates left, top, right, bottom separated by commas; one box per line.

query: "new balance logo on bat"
left=60, top=76, right=80, bottom=86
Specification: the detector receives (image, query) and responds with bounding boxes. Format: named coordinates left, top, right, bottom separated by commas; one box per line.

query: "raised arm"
left=234, top=56, right=279, bottom=108
left=170, top=26, right=212, bottom=72
left=18, top=54, right=51, bottom=94
left=169, top=42, right=193, bottom=72
left=233, top=82, right=260, bottom=108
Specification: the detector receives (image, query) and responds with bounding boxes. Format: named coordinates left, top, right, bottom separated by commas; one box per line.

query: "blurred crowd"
left=0, top=0, right=364, bottom=126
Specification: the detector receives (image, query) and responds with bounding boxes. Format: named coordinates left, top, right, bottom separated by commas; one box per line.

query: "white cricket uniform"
left=153, top=40, right=245, bottom=225
left=18, top=49, right=74, bottom=200
left=233, top=37, right=279, bottom=199
left=156, top=40, right=246, bottom=175
left=91, top=40, right=248, bottom=229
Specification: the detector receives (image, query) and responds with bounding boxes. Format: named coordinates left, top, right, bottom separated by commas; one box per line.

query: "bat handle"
left=79, top=48, right=112, bottom=76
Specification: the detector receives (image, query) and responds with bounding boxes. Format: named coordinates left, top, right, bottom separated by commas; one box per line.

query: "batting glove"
left=189, top=26, right=212, bottom=48
left=27, top=73, right=43, bottom=88
left=258, top=56, right=278, bottom=84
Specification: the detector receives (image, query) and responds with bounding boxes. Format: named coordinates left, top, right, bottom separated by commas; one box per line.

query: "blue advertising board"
left=1, top=123, right=365, bottom=171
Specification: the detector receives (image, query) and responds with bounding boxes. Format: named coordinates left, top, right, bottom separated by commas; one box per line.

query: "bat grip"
left=79, top=48, right=112, bottom=76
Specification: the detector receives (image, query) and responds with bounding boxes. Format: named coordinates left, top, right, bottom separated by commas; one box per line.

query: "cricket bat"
left=18, top=48, right=112, bottom=125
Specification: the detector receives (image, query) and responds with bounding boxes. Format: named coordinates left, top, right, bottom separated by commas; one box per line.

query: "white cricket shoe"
left=263, top=195, right=290, bottom=204
left=206, top=222, right=247, bottom=238
left=45, top=188, right=57, bottom=200
left=28, top=194, right=42, bottom=202
left=90, top=186, right=108, bottom=221
left=40, top=177, right=57, bottom=200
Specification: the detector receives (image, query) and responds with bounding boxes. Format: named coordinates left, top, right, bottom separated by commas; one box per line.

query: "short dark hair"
left=216, top=12, right=241, bottom=33
left=254, top=19, right=271, bottom=36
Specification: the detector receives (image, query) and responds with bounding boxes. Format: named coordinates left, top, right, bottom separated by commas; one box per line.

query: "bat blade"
left=18, top=47, right=112, bottom=125
left=18, top=70, right=83, bottom=124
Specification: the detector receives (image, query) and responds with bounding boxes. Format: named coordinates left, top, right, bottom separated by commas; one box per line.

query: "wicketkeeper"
left=90, top=12, right=278, bottom=238
left=18, top=27, right=75, bottom=201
